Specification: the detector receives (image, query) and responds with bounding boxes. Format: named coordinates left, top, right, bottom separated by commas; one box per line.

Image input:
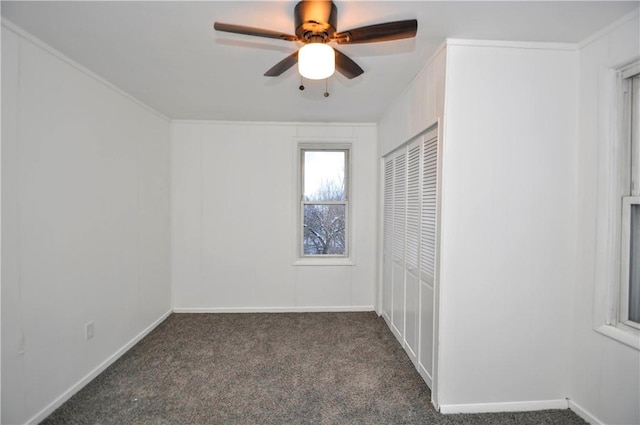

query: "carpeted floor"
left=42, top=312, right=586, bottom=425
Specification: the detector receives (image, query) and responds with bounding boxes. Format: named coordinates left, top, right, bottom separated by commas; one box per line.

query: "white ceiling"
left=2, top=1, right=638, bottom=122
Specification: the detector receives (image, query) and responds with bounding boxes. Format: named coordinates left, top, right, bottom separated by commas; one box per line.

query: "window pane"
left=629, top=204, right=640, bottom=323
left=303, top=204, right=346, bottom=255
left=304, top=151, right=345, bottom=201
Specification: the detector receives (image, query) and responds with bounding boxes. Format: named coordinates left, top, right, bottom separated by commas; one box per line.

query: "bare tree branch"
left=303, top=178, right=346, bottom=255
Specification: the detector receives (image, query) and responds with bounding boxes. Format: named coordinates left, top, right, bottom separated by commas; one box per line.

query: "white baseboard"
left=25, top=310, right=172, bottom=425
left=568, top=399, right=605, bottom=425
left=439, top=398, right=568, bottom=414
left=172, top=306, right=375, bottom=313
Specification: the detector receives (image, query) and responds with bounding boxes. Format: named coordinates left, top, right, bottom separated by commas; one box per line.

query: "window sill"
left=294, top=258, right=355, bottom=266
left=595, top=324, right=640, bottom=351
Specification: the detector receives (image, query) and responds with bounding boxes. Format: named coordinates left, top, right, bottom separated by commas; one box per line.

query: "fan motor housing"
left=294, top=1, right=338, bottom=42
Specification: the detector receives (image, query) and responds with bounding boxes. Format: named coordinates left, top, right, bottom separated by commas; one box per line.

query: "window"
left=595, top=61, right=640, bottom=350
left=620, top=68, right=640, bottom=329
left=299, top=146, right=349, bottom=258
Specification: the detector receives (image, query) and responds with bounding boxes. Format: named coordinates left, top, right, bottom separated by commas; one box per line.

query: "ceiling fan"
left=213, top=0, right=418, bottom=81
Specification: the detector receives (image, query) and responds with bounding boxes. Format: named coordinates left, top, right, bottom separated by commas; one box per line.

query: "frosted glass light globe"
left=298, top=43, right=335, bottom=80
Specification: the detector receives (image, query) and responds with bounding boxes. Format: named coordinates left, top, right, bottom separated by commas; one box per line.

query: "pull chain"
left=323, top=78, right=330, bottom=97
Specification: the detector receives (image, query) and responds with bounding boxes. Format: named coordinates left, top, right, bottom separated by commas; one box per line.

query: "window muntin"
left=300, top=148, right=349, bottom=257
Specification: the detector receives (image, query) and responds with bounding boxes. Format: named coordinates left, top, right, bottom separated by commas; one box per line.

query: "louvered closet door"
left=404, top=138, right=421, bottom=362
left=418, top=128, right=439, bottom=386
left=391, top=149, right=407, bottom=338
left=382, top=156, right=394, bottom=322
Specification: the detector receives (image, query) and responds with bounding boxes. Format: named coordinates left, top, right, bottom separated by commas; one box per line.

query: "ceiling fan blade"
left=264, top=51, right=299, bottom=77
left=334, top=49, right=364, bottom=79
left=334, top=19, right=418, bottom=44
left=214, top=22, right=298, bottom=42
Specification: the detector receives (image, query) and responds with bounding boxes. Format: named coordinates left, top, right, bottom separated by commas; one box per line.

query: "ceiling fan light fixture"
left=298, top=43, right=335, bottom=80
left=215, top=1, right=418, bottom=80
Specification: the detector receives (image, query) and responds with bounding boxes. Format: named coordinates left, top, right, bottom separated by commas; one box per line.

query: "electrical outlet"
left=85, top=321, right=94, bottom=340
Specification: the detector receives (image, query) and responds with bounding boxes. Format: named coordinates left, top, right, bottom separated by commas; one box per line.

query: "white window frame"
left=619, top=66, right=640, bottom=331
left=595, top=61, right=640, bottom=350
left=295, top=142, right=353, bottom=266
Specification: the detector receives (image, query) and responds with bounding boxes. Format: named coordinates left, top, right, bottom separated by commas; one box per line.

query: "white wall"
left=436, top=41, right=578, bottom=410
left=171, top=121, right=377, bottom=311
left=1, top=23, right=172, bottom=425
left=570, top=12, right=640, bottom=425
left=378, top=45, right=446, bottom=156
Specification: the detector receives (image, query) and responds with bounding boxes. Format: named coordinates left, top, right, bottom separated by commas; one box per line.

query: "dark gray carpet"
left=42, top=312, right=586, bottom=425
